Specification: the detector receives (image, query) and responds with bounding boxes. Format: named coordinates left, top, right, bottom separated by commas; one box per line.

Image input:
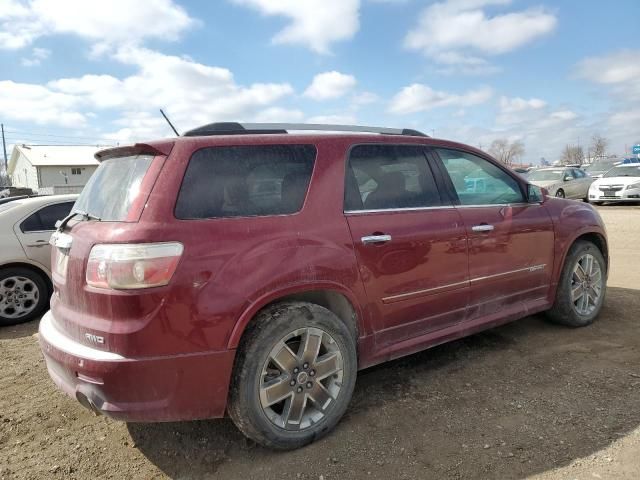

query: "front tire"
left=0, top=267, right=49, bottom=327
left=228, top=302, right=357, bottom=450
left=546, top=241, right=606, bottom=327
left=590, top=201, right=603, bottom=206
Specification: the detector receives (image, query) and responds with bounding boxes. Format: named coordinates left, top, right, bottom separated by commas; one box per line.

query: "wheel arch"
left=0, top=261, right=53, bottom=294
left=227, top=284, right=363, bottom=350
left=569, top=231, right=609, bottom=272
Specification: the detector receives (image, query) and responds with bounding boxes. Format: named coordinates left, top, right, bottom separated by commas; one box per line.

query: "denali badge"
left=85, top=333, right=105, bottom=345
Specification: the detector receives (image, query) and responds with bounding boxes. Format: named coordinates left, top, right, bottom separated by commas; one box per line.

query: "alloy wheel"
left=571, top=253, right=603, bottom=316
left=0, top=276, right=39, bottom=319
left=259, top=327, right=344, bottom=431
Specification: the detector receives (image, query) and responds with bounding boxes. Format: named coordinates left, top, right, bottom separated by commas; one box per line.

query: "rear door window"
left=21, top=202, right=75, bottom=232
left=175, top=145, right=316, bottom=219
left=73, top=154, right=154, bottom=221
left=344, top=144, right=441, bottom=211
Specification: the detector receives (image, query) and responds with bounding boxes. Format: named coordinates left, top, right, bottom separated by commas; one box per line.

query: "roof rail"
left=183, top=122, right=429, bottom=138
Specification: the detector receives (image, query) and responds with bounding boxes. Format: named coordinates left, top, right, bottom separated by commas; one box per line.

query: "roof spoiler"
left=94, top=143, right=173, bottom=162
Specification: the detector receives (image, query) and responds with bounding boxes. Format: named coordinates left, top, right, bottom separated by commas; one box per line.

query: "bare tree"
left=488, top=138, right=525, bottom=166
left=560, top=145, right=585, bottom=165
left=590, top=134, right=609, bottom=160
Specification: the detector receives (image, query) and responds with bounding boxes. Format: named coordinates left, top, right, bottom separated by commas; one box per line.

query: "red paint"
left=39, top=133, right=608, bottom=421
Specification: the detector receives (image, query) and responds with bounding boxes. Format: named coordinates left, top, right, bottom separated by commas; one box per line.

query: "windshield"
left=585, top=161, right=617, bottom=172
left=527, top=169, right=565, bottom=181
left=604, top=166, right=640, bottom=178
left=73, top=154, right=154, bottom=221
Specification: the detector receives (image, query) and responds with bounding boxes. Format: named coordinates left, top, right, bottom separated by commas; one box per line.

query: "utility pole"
left=1, top=124, right=8, bottom=186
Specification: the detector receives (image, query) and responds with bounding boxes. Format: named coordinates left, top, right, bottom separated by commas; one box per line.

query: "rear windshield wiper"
left=55, top=209, right=102, bottom=232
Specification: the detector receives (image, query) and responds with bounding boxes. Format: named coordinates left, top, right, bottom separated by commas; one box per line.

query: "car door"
left=572, top=168, right=591, bottom=199
left=433, top=148, right=555, bottom=319
left=344, top=144, right=469, bottom=347
left=13, top=201, right=75, bottom=269
left=564, top=168, right=579, bottom=198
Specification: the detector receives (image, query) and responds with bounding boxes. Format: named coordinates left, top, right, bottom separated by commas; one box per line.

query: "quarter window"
left=344, top=145, right=441, bottom=211
left=175, top=145, right=316, bottom=219
left=436, top=149, right=524, bottom=205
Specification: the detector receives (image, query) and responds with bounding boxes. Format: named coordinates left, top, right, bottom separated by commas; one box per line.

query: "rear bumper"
left=38, top=310, right=235, bottom=422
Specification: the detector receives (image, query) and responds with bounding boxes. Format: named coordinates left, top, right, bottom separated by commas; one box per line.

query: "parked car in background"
left=527, top=167, right=593, bottom=199
left=584, top=159, right=620, bottom=178
left=0, top=194, right=77, bottom=326
left=39, top=123, right=608, bottom=450
left=620, top=157, right=640, bottom=165
left=588, top=164, right=640, bottom=205
left=512, top=166, right=531, bottom=177
left=0, top=187, right=35, bottom=198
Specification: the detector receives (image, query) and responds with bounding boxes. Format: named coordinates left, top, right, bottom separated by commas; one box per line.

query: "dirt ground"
left=1, top=205, right=639, bottom=480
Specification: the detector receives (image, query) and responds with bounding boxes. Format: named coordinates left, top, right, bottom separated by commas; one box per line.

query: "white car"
left=589, top=165, right=640, bottom=205
left=527, top=167, right=594, bottom=200
left=0, top=194, right=77, bottom=326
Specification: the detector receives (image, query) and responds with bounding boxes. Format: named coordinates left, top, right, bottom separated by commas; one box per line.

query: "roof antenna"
left=160, top=109, right=180, bottom=136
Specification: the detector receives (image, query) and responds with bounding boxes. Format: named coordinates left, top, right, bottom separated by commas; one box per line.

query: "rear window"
left=73, top=154, right=153, bottom=221
left=175, top=145, right=316, bottom=219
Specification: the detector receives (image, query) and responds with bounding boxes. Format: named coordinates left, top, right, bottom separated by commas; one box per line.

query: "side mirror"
left=528, top=184, right=547, bottom=203
left=564, top=176, right=573, bottom=182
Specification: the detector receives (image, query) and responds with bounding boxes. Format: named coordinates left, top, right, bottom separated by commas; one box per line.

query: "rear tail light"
left=86, top=242, right=183, bottom=290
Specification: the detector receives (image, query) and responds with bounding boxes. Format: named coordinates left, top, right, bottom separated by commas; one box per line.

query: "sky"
left=0, top=0, right=639, bottom=167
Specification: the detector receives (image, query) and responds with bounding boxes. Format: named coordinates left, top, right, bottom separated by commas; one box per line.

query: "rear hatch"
left=49, top=144, right=175, bottom=356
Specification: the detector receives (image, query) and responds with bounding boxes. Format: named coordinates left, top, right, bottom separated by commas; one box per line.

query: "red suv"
left=39, top=123, right=608, bottom=449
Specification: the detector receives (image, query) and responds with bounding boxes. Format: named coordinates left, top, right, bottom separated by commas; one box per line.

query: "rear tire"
left=228, top=302, right=357, bottom=450
left=555, top=189, right=565, bottom=198
left=0, top=267, right=49, bottom=327
left=546, top=241, right=606, bottom=327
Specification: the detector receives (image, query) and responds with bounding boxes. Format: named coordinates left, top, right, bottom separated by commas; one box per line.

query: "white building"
left=7, top=145, right=104, bottom=194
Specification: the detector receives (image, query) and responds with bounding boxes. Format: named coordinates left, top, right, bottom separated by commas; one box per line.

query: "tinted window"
left=21, top=202, right=75, bottom=232
left=345, top=145, right=440, bottom=211
left=436, top=149, right=524, bottom=205
left=74, top=155, right=153, bottom=221
left=175, top=145, right=316, bottom=219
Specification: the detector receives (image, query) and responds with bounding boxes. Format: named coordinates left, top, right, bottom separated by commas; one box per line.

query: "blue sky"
left=0, top=0, right=639, bottom=166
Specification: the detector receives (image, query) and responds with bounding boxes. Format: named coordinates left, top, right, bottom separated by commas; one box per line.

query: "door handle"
left=471, top=224, right=494, bottom=233
left=361, top=234, right=392, bottom=245
left=27, top=240, right=48, bottom=247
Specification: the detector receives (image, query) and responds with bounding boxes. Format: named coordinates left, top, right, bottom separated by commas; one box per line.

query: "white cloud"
left=304, top=71, right=357, bottom=100
left=0, top=0, right=194, bottom=50
left=3, top=46, right=296, bottom=139
left=20, top=46, right=50, bottom=66
left=549, top=110, right=577, bottom=121
left=232, top=0, right=360, bottom=54
left=306, top=114, right=358, bottom=125
left=496, top=95, right=547, bottom=124
left=389, top=84, right=493, bottom=114
left=254, top=107, right=305, bottom=122
left=0, top=80, right=86, bottom=127
left=351, top=91, right=379, bottom=106
left=405, top=0, right=556, bottom=70
left=576, top=50, right=640, bottom=101
left=499, top=96, right=546, bottom=113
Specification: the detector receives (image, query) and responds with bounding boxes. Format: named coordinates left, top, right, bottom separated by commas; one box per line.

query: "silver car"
left=527, top=167, right=594, bottom=200
left=0, top=194, right=77, bottom=326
